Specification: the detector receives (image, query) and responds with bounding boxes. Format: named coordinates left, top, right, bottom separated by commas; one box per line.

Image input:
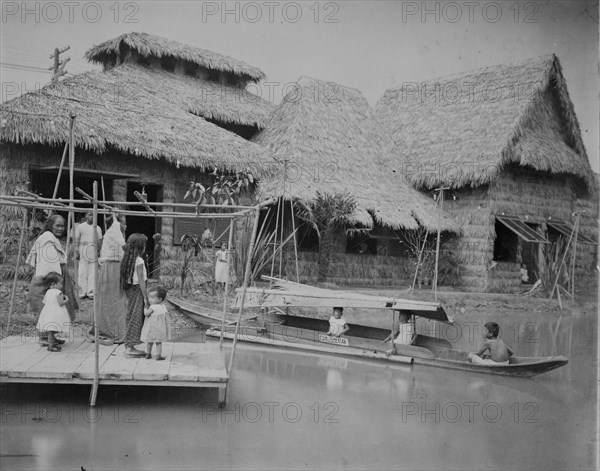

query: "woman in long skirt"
left=120, top=233, right=149, bottom=357
left=96, top=214, right=127, bottom=343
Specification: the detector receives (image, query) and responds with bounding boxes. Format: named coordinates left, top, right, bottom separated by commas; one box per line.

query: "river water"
left=1, top=310, right=597, bottom=470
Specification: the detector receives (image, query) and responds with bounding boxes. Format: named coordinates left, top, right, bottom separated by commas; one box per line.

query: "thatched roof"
left=0, top=64, right=272, bottom=172
left=253, top=76, right=459, bottom=232
left=86, top=32, right=266, bottom=83
left=376, top=54, right=594, bottom=191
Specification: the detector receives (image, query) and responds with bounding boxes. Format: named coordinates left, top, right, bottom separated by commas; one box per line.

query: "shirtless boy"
left=468, top=322, right=514, bottom=365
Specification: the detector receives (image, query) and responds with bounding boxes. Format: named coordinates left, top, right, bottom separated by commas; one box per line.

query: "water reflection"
left=1, top=312, right=596, bottom=470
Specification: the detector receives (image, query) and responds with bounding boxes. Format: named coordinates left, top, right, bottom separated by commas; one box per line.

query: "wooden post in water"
left=227, top=206, right=261, bottom=375
left=433, top=188, right=444, bottom=301
left=219, top=218, right=235, bottom=349
left=569, top=212, right=581, bottom=298
left=7, top=209, right=28, bottom=334
left=290, top=199, right=300, bottom=283
left=89, top=181, right=100, bottom=406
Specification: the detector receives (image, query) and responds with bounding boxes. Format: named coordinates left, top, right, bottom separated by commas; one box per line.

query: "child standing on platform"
left=36, top=272, right=71, bottom=352
left=141, top=285, right=171, bottom=360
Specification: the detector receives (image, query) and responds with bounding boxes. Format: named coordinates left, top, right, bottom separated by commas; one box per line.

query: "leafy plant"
left=185, top=169, right=255, bottom=214
left=179, top=234, right=213, bottom=295
left=296, top=192, right=362, bottom=283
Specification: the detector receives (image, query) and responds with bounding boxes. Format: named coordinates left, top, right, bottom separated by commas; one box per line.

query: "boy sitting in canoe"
left=468, top=322, right=514, bottom=365
left=327, top=307, right=349, bottom=337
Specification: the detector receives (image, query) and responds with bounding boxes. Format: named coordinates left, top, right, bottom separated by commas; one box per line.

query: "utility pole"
left=49, top=46, right=70, bottom=83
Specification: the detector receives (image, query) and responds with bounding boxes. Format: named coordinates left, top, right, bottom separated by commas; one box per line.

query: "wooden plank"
left=5, top=344, right=54, bottom=378
left=24, top=338, right=90, bottom=379
left=0, top=336, right=46, bottom=373
left=98, top=344, right=142, bottom=380
left=168, top=343, right=227, bottom=383
left=132, top=342, right=175, bottom=381
left=75, top=342, right=119, bottom=380
left=168, top=342, right=202, bottom=382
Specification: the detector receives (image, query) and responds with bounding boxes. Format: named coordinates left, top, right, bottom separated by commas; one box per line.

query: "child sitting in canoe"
left=385, top=311, right=415, bottom=355
left=468, top=322, right=514, bottom=365
left=327, top=307, right=349, bottom=337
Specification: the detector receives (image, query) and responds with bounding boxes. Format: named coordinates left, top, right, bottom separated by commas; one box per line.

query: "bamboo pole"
left=219, top=218, right=236, bottom=349
left=433, top=188, right=444, bottom=301
left=290, top=199, right=300, bottom=283
left=49, top=141, right=70, bottom=214
left=0, top=194, right=262, bottom=211
left=0, top=197, right=252, bottom=219
left=89, top=181, right=100, bottom=406
left=551, top=220, right=577, bottom=299
left=100, top=176, right=107, bottom=232
left=569, top=213, right=581, bottom=298
left=64, top=115, right=76, bottom=262
left=227, top=205, right=261, bottom=375
left=279, top=197, right=285, bottom=279
left=410, top=228, right=429, bottom=293
left=6, top=209, right=28, bottom=335
left=270, top=197, right=281, bottom=280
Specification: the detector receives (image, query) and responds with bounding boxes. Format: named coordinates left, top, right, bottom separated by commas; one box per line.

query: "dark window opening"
left=346, top=232, right=377, bottom=255
left=125, top=182, right=163, bottom=279
left=493, top=220, right=518, bottom=262
left=137, top=54, right=151, bottom=67
left=207, top=69, right=220, bottom=82
left=160, top=56, right=176, bottom=73
left=204, top=117, right=259, bottom=140
left=297, top=223, right=319, bottom=252
left=184, top=62, right=197, bottom=77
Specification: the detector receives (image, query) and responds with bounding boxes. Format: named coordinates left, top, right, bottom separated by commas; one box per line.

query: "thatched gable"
left=86, top=32, right=266, bottom=84
left=253, top=76, right=459, bottom=232
left=0, top=64, right=272, bottom=173
left=376, top=54, right=594, bottom=191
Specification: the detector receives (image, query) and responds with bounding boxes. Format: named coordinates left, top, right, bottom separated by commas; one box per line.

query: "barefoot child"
left=468, top=322, right=514, bottom=365
left=141, top=285, right=171, bottom=360
left=36, top=272, right=71, bottom=352
left=327, top=307, right=349, bottom=337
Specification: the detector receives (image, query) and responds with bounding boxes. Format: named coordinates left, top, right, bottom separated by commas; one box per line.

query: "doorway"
left=126, top=182, right=163, bottom=279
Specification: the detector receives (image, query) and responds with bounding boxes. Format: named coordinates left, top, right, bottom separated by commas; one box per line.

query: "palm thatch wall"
left=0, top=143, right=251, bottom=288
left=377, top=54, right=597, bottom=293
left=253, top=76, right=459, bottom=233
left=86, top=32, right=266, bottom=84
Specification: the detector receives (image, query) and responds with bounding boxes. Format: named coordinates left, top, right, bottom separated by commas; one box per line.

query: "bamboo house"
left=253, top=76, right=459, bottom=286
left=0, top=32, right=274, bottom=284
left=376, top=54, right=598, bottom=293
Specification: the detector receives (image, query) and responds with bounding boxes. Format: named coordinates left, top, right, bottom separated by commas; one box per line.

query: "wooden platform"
left=0, top=336, right=228, bottom=406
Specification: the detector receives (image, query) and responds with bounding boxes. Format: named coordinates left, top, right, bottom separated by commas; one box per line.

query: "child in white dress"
left=141, top=285, right=171, bottom=360
left=36, top=272, right=71, bottom=352
left=327, top=307, right=349, bottom=337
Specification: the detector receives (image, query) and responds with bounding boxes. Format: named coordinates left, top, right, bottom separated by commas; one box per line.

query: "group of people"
left=326, top=308, right=513, bottom=365
left=29, top=213, right=171, bottom=359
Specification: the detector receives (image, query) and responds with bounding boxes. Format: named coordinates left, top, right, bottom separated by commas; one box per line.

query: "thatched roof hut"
left=1, top=36, right=275, bottom=173
left=86, top=32, right=266, bottom=84
left=253, top=76, right=458, bottom=232
left=376, top=54, right=594, bottom=192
